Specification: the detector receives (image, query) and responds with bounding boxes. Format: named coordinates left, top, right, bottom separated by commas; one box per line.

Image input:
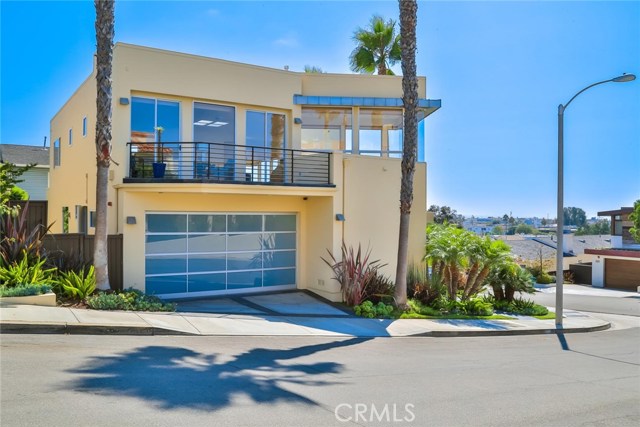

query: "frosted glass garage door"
left=145, top=213, right=296, bottom=295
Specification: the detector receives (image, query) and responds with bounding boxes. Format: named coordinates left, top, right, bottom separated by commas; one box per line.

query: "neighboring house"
left=585, top=207, right=640, bottom=290
left=49, top=43, right=441, bottom=301
left=0, top=143, right=49, bottom=200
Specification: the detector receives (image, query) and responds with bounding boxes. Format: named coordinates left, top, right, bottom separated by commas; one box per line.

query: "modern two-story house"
left=48, top=43, right=441, bottom=301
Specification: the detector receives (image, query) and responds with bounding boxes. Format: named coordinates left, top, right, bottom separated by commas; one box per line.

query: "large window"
left=246, top=111, right=286, bottom=182
left=301, top=108, right=352, bottom=152
left=359, top=109, right=403, bottom=157
left=193, top=103, right=236, bottom=178
left=130, top=97, right=180, bottom=174
left=145, top=213, right=297, bottom=295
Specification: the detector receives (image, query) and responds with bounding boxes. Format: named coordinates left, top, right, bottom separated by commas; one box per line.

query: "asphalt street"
left=531, top=292, right=639, bottom=317
left=1, top=327, right=638, bottom=427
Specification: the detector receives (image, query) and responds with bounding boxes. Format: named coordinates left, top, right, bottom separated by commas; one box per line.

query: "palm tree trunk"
left=93, top=0, right=114, bottom=291
left=393, top=0, right=419, bottom=308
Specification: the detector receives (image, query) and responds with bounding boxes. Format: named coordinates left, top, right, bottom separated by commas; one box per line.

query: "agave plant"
left=0, top=252, right=56, bottom=288
left=57, top=265, right=96, bottom=301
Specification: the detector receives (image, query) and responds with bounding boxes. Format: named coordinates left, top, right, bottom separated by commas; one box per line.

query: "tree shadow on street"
left=65, top=337, right=370, bottom=411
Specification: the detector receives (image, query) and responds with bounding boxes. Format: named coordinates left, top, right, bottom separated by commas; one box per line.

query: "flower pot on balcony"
left=152, top=162, right=166, bottom=178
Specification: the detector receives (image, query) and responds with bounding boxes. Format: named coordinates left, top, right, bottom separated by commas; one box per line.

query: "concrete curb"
left=0, top=319, right=611, bottom=337
left=0, top=323, right=197, bottom=336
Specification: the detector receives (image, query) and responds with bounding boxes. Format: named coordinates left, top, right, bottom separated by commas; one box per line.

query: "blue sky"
left=1, top=0, right=639, bottom=218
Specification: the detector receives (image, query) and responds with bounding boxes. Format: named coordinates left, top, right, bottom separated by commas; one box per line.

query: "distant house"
left=585, top=207, right=639, bottom=290
left=0, top=144, right=50, bottom=201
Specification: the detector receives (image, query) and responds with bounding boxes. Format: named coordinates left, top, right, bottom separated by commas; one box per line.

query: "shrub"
left=86, top=289, right=175, bottom=312
left=56, top=265, right=96, bottom=301
left=563, top=271, right=575, bottom=284
left=444, top=298, right=493, bottom=316
left=408, top=262, right=446, bottom=306
left=353, top=300, right=394, bottom=318
left=535, top=273, right=554, bottom=284
left=322, top=242, right=385, bottom=306
left=0, top=253, right=56, bottom=288
left=87, top=289, right=176, bottom=311
left=0, top=283, right=52, bottom=297
left=0, top=202, right=52, bottom=267
left=364, top=273, right=394, bottom=304
left=484, top=295, right=549, bottom=316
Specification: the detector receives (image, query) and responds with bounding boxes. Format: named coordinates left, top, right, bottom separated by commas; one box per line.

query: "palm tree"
left=393, top=0, right=418, bottom=308
left=350, top=15, right=401, bottom=75
left=93, top=0, right=115, bottom=291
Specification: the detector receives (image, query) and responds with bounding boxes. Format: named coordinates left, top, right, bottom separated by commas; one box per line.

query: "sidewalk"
left=0, top=302, right=610, bottom=337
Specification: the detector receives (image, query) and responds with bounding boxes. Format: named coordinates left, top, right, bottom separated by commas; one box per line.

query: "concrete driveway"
left=172, top=291, right=353, bottom=317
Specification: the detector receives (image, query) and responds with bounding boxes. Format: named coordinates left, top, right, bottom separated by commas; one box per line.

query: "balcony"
left=124, top=142, right=333, bottom=187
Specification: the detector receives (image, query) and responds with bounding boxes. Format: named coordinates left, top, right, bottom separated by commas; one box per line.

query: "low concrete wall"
left=0, top=292, right=57, bottom=307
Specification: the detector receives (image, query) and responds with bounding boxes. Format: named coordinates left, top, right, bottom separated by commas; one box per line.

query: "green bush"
left=407, top=262, right=446, bottom=306
left=86, top=289, right=176, bottom=312
left=56, top=265, right=96, bottom=301
left=0, top=253, right=56, bottom=288
left=536, top=273, right=554, bottom=284
left=484, top=295, right=548, bottom=316
left=0, top=283, right=52, bottom=297
left=353, top=300, right=394, bottom=318
left=445, top=298, right=493, bottom=316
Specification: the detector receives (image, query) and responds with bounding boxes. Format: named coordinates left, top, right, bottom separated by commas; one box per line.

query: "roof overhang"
left=597, top=207, right=633, bottom=216
left=293, top=95, right=441, bottom=121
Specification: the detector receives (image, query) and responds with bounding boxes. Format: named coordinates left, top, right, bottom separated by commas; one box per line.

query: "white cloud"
left=273, top=33, right=299, bottom=48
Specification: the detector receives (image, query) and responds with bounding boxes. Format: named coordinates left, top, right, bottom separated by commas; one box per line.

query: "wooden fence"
left=43, top=234, right=124, bottom=291
left=4, top=200, right=48, bottom=231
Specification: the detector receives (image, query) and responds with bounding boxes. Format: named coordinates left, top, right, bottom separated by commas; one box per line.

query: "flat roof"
left=597, top=207, right=633, bottom=216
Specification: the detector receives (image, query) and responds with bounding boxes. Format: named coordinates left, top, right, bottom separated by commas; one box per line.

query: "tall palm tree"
left=93, top=0, right=115, bottom=291
left=350, top=15, right=401, bottom=75
left=394, top=0, right=418, bottom=308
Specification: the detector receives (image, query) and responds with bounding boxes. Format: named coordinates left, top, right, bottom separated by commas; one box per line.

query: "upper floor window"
left=131, top=97, right=180, bottom=143
left=53, top=138, right=61, bottom=167
left=193, top=102, right=235, bottom=145
left=68, top=128, right=73, bottom=146
left=359, top=109, right=403, bottom=157
left=301, top=107, right=352, bottom=152
left=82, top=117, right=87, bottom=137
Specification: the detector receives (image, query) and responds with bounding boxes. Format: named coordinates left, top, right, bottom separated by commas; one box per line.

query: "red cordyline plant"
left=0, top=202, right=52, bottom=267
left=322, top=242, right=385, bottom=306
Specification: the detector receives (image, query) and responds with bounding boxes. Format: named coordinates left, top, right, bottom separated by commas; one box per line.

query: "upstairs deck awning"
left=293, top=95, right=441, bottom=120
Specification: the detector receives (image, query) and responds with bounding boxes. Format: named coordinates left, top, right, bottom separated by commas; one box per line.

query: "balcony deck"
left=124, top=142, right=334, bottom=187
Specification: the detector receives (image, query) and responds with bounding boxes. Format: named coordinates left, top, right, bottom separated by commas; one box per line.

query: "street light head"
left=612, top=74, right=636, bottom=83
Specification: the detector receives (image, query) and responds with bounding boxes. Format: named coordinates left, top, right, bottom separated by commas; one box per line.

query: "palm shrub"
left=322, top=242, right=385, bottom=306
left=56, top=265, right=96, bottom=301
left=0, top=253, right=56, bottom=288
left=425, top=225, right=511, bottom=302
left=486, top=261, right=535, bottom=302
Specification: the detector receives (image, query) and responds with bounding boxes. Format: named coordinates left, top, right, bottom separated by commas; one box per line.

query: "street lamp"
left=556, top=73, right=636, bottom=327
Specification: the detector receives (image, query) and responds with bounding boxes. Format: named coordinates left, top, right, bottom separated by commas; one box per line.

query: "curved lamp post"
left=556, top=73, right=636, bottom=327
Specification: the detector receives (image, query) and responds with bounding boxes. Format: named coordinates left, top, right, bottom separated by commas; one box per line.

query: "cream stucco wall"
left=48, top=43, right=435, bottom=302
left=49, top=72, right=102, bottom=234
left=342, top=156, right=427, bottom=280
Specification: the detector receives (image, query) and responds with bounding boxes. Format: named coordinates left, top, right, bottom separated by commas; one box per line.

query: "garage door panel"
left=146, top=235, right=187, bottom=254
left=146, top=255, right=187, bottom=274
left=264, top=269, right=296, bottom=287
left=227, top=252, right=262, bottom=270
left=228, top=215, right=262, bottom=232
left=228, top=233, right=262, bottom=251
left=147, top=275, right=187, bottom=295
left=264, top=233, right=296, bottom=250
left=188, top=234, right=225, bottom=252
left=189, top=254, right=226, bottom=272
left=227, top=271, right=262, bottom=289
left=188, top=273, right=226, bottom=292
left=188, top=214, right=225, bottom=232
left=264, top=251, right=296, bottom=268
left=147, top=214, right=187, bottom=232
left=265, top=215, right=296, bottom=231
